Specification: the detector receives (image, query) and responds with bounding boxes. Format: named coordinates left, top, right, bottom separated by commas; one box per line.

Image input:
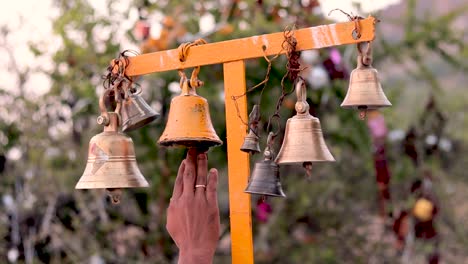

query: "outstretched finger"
left=182, top=148, right=197, bottom=198
left=171, top=160, right=185, bottom=201
left=195, top=153, right=208, bottom=196
left=206, top=168, right=218, bottom=204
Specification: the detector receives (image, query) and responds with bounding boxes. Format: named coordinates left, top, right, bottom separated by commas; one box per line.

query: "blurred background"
left=0, top=0, right=467, bottom=263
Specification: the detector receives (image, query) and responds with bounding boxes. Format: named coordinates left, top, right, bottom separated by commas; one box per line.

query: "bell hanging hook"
left=264, top=132, right=276, bottom=160
left=294, top=78, right=309, bottom=115
left=357, top=41, right=373, bottom=67
left=97, top=82, right=122, bottom=127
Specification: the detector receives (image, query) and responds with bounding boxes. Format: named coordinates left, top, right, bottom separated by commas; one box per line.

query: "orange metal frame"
left=120, top=17, right=377, bottom=263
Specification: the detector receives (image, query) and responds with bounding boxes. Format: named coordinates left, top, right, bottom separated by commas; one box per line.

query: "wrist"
left=178, top=250, right=214, bottom=264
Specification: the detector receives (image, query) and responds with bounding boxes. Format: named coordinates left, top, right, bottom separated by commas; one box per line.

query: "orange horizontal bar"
left=124, top=17, right=377, bottom=76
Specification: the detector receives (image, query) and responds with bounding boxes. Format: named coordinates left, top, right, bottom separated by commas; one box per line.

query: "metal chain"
left=231, top=46, right=282, bottom=126
left=266, top=28, right=305, bottom=136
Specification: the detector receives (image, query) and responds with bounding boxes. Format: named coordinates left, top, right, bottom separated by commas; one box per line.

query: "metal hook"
left=97, top=79, right=123, bottom=126
left=189, top=66, right=203, bottom=88
left=357, top=41, right=373, bottom=66
left=266, top=114, right=281, bottom=137
left=264, top=132, right=276, bottom=160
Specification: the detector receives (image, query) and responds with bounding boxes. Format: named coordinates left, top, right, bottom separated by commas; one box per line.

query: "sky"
left=0, top=0, right=401, bottom=97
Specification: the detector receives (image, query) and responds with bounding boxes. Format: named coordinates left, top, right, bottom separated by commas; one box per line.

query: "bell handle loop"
left=97, top=82, right=122, bottom=126
left=112, top=80, right=123, bottom=114
left=189, top=66, right=204, bottom=89
left=266, top=113, right=281, bottom=138
left=249, top=104, right=261, bottom=126
left=357, top=41, right=373, bottom=67
left=264, top=132, right=276, bottom=160
left=178, top=69, right=199, bottom=96
left=179, top=75, right=195, bottom=96
left=246, top=104, right=261, bottom=137
left=177, top=39, right=206, bottom=90
left=295, top=78, right=309, bottom=114
left=97, top=89, right=111, bottom=126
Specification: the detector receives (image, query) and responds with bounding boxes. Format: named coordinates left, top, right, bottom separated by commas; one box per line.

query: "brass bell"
left=275, top=79, right=335, bottom=174
left=76, top=88, right=149, bottom=203
left=240, top=105, right=261, bottom=154
left=121, top=83, right=159, bottom=132
left=341, top=42, right=391, bottom=119
left=158, top=76, right=222, bottom=148
left=245, top=133, right=286, bottom=197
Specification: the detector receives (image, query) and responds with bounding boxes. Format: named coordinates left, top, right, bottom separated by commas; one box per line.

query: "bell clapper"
left=358, top=106, right=368, bottom=120
left=106, top=188, right=123, bottom=204
left=303, top=162, right=313, bottom=180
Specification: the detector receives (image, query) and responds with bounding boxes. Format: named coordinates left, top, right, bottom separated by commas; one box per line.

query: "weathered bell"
left=158, top=78, right=222, bottom=148
left=241, top=130, right=261, bottom=154
left=77, top=88, right=148, bottom=204
left=76, top=112, right=149, bottom=190
left=275, top=79, right=335, bottom=168
left=245, top=133, right=286, bottom=197
left=240, top=105, right=261, bottom=154
left=341, top=43, right=391, bottom=119
left=121, top=86, right=159, bottom=132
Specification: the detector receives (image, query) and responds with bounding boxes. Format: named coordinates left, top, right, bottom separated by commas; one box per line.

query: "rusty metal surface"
left=158, top=80, right=222, bottom=148
left=76, top=113, right=149, bottom=189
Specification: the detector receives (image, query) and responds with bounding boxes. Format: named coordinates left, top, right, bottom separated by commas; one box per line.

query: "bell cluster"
left=76, top=41, right=391, bottom=203
left=244, top=42, right=391, bottom=198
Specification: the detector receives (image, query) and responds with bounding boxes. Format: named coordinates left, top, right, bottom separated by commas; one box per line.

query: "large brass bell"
left=158, top=75, right=222, bottom=148
left=275, top=79, right=334, bottom=176
left=240, top=105, right=261, bottom=154
left=245, top=133, right=286, bottom=197
left=120, top=82, right=159, bottom=132
left=341, top=42, right=391, bottom=119
left=76, top=88, right=149, bottom=204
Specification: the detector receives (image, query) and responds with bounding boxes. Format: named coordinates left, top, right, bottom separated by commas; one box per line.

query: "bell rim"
left=158, top=138, right=223, bottom=148
left=340, top=103, right=392, bottom=109
left=75, top=181, right=149, bottom=189
left=122, top=113, right=160, bottom=132
left=240, top=148, right=261, bottom=154
left=275, top=158, right=335, bottom=164
left=244, top=189, right=286, bottom=198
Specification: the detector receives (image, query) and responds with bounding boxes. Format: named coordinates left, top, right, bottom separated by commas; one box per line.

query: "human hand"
left=166, top=149, right=220, bottom=264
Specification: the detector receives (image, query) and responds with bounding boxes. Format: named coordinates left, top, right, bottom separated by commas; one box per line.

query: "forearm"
left=178, top=251, right=213, bottom=264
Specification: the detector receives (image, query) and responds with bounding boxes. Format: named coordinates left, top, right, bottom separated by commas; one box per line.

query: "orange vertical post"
left=223, top=60, right=254, bottom=264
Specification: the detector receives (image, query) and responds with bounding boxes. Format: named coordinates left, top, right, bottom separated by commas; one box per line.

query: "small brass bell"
left=158, top=76, right=222, bottom=148
left=76, top=89, right=149, bottom=204
left=341, top=42, right=391, bottom=119
left=245, top=133, right=286, bottom=197
left=240, top=105, right=261, bottom=154
left=121, top=83, right=159, bottom=132
left=275, top=79, right=335, bottom=174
